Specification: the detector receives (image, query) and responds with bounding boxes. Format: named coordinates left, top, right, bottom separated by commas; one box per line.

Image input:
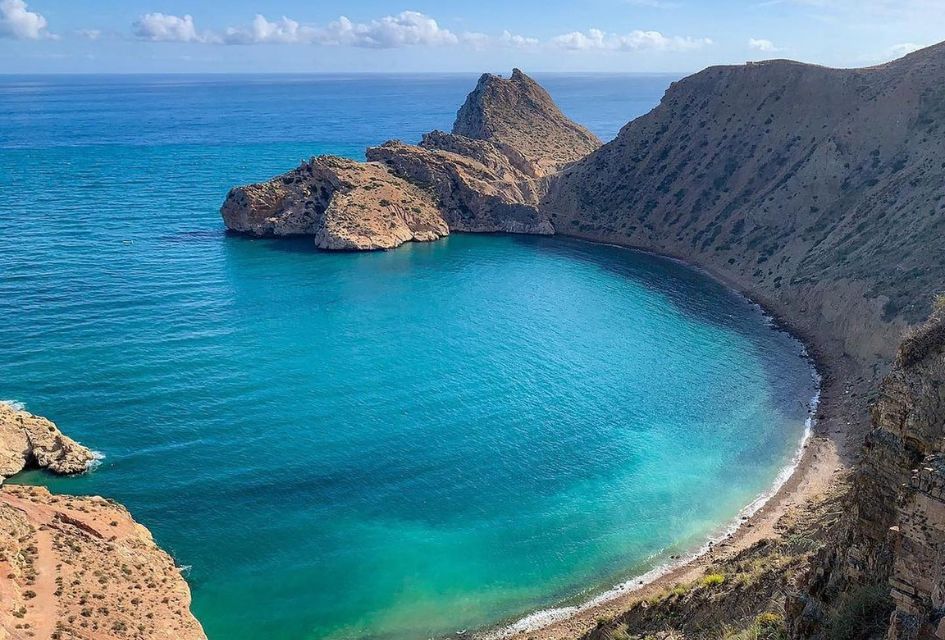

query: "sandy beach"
left=483, top=240, right=874, bottom=640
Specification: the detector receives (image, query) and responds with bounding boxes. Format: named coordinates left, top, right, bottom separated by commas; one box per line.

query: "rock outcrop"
left=0, top=406, right=206, bottom=640
left=0, top=403, right=96, bottom=479
left=221, top=69, right=595, bottom=248
left=367, top=137, right=552, bottom=235
left=451, top=68, right=601, bottom=175
left=221, top=156, right=448, bottom=250
left=791, top=309, right=945, bottom=640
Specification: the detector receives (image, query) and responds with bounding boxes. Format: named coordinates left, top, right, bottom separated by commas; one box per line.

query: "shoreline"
left=473, top=233, right=856, bottom=640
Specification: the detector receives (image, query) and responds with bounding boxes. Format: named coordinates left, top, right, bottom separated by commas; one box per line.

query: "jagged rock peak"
left=452, top=68, right=601, bottom=174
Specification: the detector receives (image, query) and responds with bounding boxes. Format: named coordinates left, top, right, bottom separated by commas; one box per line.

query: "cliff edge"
left=0, top=405, right=206, bottom=640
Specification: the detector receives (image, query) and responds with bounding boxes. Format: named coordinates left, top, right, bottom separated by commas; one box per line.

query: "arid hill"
left=452, top=68, right=601, bottom=174
left=220, top=48, right=945, bottom=640
left=544, top=43, right=945, bottom=369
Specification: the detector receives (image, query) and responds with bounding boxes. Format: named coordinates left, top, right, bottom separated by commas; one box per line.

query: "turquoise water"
left=0, top=75, right=816, bottom=640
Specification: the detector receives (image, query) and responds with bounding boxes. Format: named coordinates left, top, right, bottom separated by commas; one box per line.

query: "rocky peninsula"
left=0, top=403, right=206, bottom=640
left=224, top=42, right=945, bottom=640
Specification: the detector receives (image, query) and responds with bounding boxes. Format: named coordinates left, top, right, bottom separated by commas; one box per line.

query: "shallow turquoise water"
left=0, top=75, right=816, bottom=640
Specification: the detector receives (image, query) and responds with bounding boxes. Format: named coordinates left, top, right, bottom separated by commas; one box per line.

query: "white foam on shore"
left=0, top=399, right=27, bottom=412
left=85, top=449, right=105, bottom=473
left=481, top=356, right=822, bottom=640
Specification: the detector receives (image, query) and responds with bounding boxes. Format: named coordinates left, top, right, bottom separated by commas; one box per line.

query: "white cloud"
left=748, top=38, right=779, bottom=51
left=78, top=28, right=101, bottom=40
left=500, top=30, right=539, bottom=48
left=0, top=0, right=52, bottom=40
left=223, top=15, right=314, bottom=44
left=552, top=28, right=712, bottom=52
left=132, top=13, right=217, bottom=43
left=313, top=11, right=458, bottom=48
left=460, top=29, right=538, bottom=50
left=886, top=42, right=924, bottom=57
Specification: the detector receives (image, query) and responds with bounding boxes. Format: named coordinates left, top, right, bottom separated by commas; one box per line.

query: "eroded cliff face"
left=792, top=311, right=945, bottom=640
left=543, top=44, right=945, bottom=368
left=220, top=69, right=592, bottom=248
left=0, top=406, right=206, bottom=640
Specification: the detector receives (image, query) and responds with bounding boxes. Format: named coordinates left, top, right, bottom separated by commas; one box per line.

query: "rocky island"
left=223, top=43, right=945, bottom=640
left=0, top=403, right=206, bottom=640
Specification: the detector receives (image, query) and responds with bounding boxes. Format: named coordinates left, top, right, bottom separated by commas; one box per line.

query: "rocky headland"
left=220, top=68, right=599, bottom=247
left=223, top=43, right=945, bottom=640
left=0, top=404, right=206, bottom=640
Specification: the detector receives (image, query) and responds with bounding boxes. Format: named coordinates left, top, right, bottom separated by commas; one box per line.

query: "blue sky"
left=1, top=0, right=943, bottom=73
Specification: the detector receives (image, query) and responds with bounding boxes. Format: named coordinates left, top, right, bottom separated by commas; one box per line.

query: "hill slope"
left=545, top=43, right=945, bottom=368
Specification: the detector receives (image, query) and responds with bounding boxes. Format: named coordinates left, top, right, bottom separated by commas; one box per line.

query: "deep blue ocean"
left=0, top=73, right=817, bottom=640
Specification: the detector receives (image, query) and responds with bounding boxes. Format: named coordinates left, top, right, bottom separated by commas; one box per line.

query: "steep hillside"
left=790, top=306, right=945, bottom=640
left=544, top=43, right=945, bottom=369
left=452, top=68, right=601, bottom=174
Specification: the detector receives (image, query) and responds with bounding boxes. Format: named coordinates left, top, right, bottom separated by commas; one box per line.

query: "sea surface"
left=0, top=74, right=817, bottom=640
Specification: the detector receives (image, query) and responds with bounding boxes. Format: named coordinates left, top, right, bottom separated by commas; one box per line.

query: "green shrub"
left=701, top=573, right=725, bottom=588
left=755, top=612, right=787, bottom=640
left=933, top=293, right=945, bottom=314
left=827, top=584, right=893, bottom=640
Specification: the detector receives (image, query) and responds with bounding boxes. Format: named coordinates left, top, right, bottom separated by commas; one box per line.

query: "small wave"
left=483, top=361, right=823, bottom=640
left=85, top=450, right=106, bottom=473
left=179, top=564, right=193, bottom=577
left=0, top=399, right=26, bottom=411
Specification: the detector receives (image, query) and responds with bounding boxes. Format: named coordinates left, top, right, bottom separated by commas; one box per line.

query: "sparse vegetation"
left=826, top=584, right=894, bottom=640
left=701, top=573, right=725, bottom=588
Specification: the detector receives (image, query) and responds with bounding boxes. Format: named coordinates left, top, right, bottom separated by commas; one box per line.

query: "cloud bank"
left=127, top=10, right=707, bottom=54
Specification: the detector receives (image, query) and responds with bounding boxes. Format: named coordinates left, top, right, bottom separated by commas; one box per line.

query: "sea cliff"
left=0, top=404, right=206, bottom=640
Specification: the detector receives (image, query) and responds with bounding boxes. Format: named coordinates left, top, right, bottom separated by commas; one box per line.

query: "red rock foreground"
left=0, top=404, right=205, bottom=640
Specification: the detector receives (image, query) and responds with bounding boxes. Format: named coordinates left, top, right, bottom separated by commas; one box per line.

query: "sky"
left=0, top=0, right=943, bottom=73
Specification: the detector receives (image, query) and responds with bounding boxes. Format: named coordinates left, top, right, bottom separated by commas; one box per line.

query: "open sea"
left=0, top=73, right=818, bottom=640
